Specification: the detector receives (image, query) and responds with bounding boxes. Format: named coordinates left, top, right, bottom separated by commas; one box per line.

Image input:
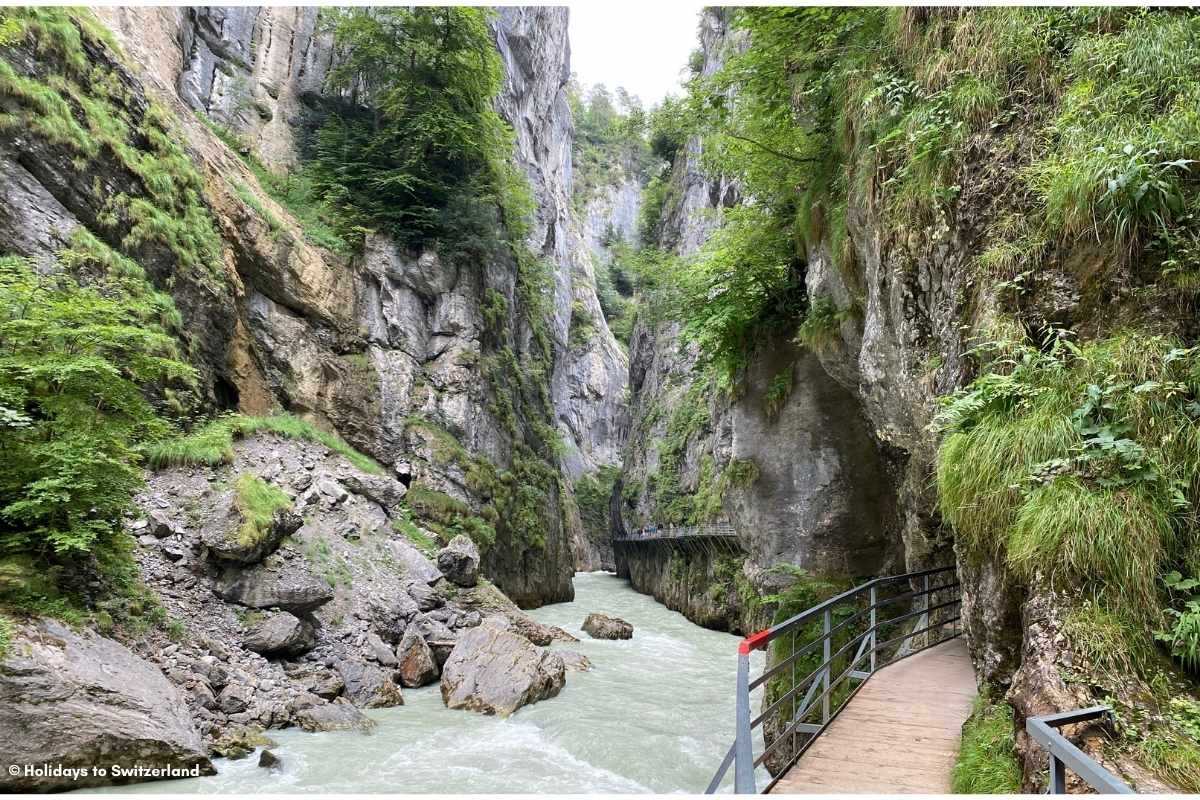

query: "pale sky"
left=566, top=2, right=709, bottom=107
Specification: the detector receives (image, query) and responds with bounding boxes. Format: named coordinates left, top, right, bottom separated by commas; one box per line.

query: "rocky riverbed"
left=0, top=432, right=587, bottom=791
left=79, top=573, right=761, bottom=794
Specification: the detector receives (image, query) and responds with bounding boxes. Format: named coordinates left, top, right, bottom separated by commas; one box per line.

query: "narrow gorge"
left=2, top=5, right=1200, bottom=795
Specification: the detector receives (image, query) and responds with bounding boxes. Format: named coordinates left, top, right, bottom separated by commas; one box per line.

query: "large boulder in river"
left=440, top=616, right=566, bottom=716
left=0, top=618, right=213, bottom=791
left=436, top=535, right=480, bottom=587
left=582, top=613, right=633, bottom=640
left=214, top=560, right=333, bottom=614
left=201, top=490, right=301, bottom=563
left=242, top=611, right=316, bottom=657
left=396, top=628, right=439, bottom=688
left=334, top=660, right=404, bottom=708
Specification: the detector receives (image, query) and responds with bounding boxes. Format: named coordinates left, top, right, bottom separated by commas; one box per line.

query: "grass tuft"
left=232, top=474, right=290, bottom=547
left=952, top=696, right=1022, bottom=794
left=144, top=413, right=384, bottom=475
left=0, top=613, right=12, bottom=661
left=938, top=331, right=1199, bottom=624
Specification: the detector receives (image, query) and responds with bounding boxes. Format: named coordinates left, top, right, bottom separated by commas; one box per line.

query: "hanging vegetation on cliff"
left=312, top=7, right=532, bottom=256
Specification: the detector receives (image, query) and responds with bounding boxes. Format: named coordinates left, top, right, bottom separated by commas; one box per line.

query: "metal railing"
left=1026, top=707, right=1133, bottom=794
left=615, top=520, right=737, bottom=542
left=707, top=565, right=962, bottom=794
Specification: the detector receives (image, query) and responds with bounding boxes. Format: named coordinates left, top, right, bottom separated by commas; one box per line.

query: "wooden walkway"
left=770, top=638, right=977, bottom=794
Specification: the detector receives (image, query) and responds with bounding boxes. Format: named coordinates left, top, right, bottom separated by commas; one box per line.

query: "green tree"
left=311, top=8, right=523, bottom=253
left=0, top=255, right=191, bottom=571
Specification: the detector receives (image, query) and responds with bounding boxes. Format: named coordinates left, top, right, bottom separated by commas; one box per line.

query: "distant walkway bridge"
left=614, top=520, right=740, bottom=553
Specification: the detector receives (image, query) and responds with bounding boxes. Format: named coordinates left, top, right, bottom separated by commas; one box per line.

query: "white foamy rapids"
left=82, top=572, right=764, bottom=794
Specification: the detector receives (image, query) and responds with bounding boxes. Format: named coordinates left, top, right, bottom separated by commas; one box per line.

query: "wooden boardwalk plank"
left=769, top=638, right=976, bottom=795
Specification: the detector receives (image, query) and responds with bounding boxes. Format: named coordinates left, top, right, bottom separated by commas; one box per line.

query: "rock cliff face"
left=614, top=9, right=903, bottom=631
left=493, top=8, right=629, bottom=485
left=7, top=7, right=629, bottom=608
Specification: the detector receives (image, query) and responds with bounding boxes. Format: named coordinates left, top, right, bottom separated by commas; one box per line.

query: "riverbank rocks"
left=582, top=613, right=634, bottom=640
left=214, top=561, right=333, bottom=614
left=440, top=616, right=567, bottom=716
left=335, top=660, right=404, bottom=708
left=210, top=726, right=275, bottom=760
left=242, top=612, right=316, bottom=657
left=0, top=618, right=214, bottom=791
left=342, top=473, right=407, bottom=511
left=393, top=540, right=444, bottom=585
left=111, top=433, right=567, bottom=754
left=557, top=650, right=592, bottom=672
left=293, top=702, right=377, bottom=733
left=396, top=628, right=439, bottom=687
left=284, top=663, right=344, bottom=700
left=437, top=535, right=480, bottom=587
left=449, top=580, right=577, bottom=645
left=202, top=490, right=301, bottom=563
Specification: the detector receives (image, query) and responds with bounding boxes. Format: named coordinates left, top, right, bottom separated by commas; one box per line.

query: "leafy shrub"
left=574, top=466, right=620, bottom=544
left=0, top=613, right=12, bottom=661
left=762, top=367, right=794, bottom=420
left=951, top=697, right=1021, bottom=794
left=671, top=206, right=806, bottom=383
left=796, top=297, right=848, bottom=353
left=1032, top=13, right=1200, bottom=250
left=569, top=82, right=653, bottom=211
left=0, top=255, right=190, bottom=574
left=1158, top=571, right=1200, bottom=672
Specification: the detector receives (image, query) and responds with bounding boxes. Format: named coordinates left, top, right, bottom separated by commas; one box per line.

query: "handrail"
left=1026, top=706, right=1133, bottom=794
left=707, top=566, right=963, bottom=794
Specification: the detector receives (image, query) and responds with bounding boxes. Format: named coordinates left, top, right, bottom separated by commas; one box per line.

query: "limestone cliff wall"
left=615, top=9, right=902, bottom=628
left=2, top=7, right=626, bottom=607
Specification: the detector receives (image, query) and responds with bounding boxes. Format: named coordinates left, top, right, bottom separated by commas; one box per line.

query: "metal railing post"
left=922, top=573, right=930, bottom=645
left=868, top=585, right=877, bottom=674
left=1026, top=707, right=1133, bottom=795
left=1049, top=754, right=1066, bottom=794
left=821, top=608, right=831, bottom=723
left=733, top=650, right=755, bottom=794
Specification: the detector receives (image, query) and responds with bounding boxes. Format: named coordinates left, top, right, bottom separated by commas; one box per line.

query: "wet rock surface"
left=293, top=703, right=376, bottom=733
left=582, top=613, right=634, bottom=640
left=0, top=619, right=213, bottom=791
left=440, top=616, right=567, bottom=716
